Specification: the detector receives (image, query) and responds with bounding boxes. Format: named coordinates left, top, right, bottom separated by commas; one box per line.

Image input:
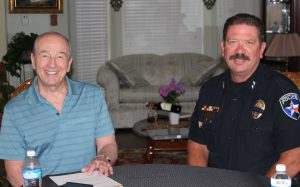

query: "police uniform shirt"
left=188, top=64, right=300, bottom=175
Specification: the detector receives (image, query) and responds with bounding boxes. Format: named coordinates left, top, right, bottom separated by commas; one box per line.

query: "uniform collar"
left=224, top=63, right=264, bottom=91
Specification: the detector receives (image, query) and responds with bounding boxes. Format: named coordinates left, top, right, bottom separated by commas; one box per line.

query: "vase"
left=169, top=112, right=180, bottom=125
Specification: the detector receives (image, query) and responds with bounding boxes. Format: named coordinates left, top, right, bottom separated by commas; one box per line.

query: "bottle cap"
left=27, top=150, right=36, bottom=157
left=276, top=164, right=286, bottom=172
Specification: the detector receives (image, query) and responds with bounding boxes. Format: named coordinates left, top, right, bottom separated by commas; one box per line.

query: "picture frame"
left=9, top=0, right=63, bottom=14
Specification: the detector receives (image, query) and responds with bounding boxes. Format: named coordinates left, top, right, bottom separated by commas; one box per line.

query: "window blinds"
left=123, top=0, right=204, bottom=55
left=74, top=0, right=108, bottom=84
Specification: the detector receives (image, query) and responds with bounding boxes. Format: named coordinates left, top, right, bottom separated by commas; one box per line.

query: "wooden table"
left=133, top=118, right=190, bottom=163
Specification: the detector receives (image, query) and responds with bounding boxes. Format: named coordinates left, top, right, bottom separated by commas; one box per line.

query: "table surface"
left=111, top=164, right=269, bottom=187
left=133, top=118, right=190, bottom=140
left=44, top=164, right=270, bottom=187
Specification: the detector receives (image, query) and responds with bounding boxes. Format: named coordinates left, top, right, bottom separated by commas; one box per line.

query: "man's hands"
left=81, top=155, right=113, bottom=176
left=81, top=134, right=118, bottom=176
left=187, top=140, right=209, bottom=167
left=4, top=160, right=24, bottom=187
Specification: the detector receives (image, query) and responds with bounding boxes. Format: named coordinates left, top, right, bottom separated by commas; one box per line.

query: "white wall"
left=5, top=0, right=69, bottom=40
left=0, top=1, right=7, bottom=59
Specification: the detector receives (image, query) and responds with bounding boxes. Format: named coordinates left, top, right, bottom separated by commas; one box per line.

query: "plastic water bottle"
left=22, top=150, right=42, bottom=187
left=271, top=164, right=291, bottom=187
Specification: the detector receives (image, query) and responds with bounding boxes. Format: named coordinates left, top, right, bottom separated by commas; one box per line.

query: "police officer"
left=188, top=13, right=300, bottom=180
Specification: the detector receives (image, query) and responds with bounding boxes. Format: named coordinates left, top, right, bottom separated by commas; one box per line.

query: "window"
left=123, top=0, right=204, bottom=55
left=73, top=0, right=108, bottom=84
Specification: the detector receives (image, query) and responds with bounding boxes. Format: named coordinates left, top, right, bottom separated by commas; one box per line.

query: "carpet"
left=115, top=148, right=187, bottom=165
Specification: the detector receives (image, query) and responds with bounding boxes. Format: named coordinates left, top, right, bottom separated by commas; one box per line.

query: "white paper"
left=49, top=172, right=123, bottom=187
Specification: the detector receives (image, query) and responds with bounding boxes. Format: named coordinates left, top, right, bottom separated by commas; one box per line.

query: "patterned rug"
left=115, top=148, right=187, bottom=165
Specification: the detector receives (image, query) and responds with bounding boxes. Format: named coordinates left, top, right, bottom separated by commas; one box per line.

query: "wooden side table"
left=145, top=138, right=187, bottom=163
left=281, top=72, right=300, bottom=89
left=133, top=118, right=190, bottom=164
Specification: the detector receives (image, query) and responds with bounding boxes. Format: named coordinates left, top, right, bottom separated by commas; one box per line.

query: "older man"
left=0, top=32, right=117, bottom=186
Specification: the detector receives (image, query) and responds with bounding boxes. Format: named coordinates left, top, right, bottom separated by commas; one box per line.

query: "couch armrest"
left=97, top=65, right=120, bottom=110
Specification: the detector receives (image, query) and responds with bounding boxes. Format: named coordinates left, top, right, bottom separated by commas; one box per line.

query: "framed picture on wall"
left=9, top=0, right=63, bottom=13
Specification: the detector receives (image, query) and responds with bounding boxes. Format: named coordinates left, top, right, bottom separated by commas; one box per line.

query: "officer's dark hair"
left=223, top=13, right=266, bottom=45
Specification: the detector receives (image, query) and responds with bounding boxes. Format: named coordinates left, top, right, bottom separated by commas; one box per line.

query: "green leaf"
left=2, top=32, right=38, bottom=78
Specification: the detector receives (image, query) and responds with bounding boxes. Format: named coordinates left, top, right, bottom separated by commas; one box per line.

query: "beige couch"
left=97, top=53, right=226, bottom=128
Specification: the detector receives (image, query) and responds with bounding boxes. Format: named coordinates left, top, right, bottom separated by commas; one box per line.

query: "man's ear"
left=67, top=58, right=73, bottom=72
left=31, top=53, right=36, bottom=70
left=220, top=41, right=225, bottom=57
left=260, top=42, right=267, bottom=59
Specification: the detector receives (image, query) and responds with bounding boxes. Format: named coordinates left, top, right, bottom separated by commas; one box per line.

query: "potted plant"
left=2, top=32, right=38, bottom=78
left=0, top=82, right=15, bottom=113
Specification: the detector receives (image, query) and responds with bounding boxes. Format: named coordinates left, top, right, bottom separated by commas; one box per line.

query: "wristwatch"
left=96, top=154, right=111, bottom=163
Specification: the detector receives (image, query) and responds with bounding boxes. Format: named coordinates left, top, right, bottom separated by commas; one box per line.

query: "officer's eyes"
left=226, top=40, right=238, bottom=46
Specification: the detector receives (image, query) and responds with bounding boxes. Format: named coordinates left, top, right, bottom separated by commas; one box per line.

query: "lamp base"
left=285, top=60, right=289, bottom=72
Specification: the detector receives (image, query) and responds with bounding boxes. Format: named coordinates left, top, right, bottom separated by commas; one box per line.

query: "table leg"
left=145, top=139, right=187, bottom=164
left=145, top=139, right=154, bottom=163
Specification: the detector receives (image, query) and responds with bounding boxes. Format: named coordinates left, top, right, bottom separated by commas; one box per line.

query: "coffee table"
left=133, top=118, right=190, bottom=163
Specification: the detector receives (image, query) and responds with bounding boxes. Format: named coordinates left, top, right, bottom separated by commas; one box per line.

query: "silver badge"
left=252, top=99, right=265, bottom=119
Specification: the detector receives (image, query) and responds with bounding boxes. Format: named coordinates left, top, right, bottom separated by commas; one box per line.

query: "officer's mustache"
left=229, top=53, right=250, bottom=61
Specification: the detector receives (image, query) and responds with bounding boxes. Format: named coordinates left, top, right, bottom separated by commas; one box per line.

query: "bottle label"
left=161, top=103, right=172, bottom=111
left=22, top=169, right=42, bottom=180
left=271, top=178, right=291, bottom=187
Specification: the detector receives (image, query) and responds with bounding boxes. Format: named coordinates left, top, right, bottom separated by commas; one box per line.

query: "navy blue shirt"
left=189, top=64, right=300, bottom=175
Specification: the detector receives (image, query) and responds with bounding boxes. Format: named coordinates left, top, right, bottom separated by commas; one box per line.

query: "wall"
left=5, top=0, right=69, bottom=40
left=4, top=0, right=70, bottom=87
left=0, top=1, right=7, bottom=60
left=109, top=7, right=123, bottom=59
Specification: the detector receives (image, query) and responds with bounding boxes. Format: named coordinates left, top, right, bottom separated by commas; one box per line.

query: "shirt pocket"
left=239, top=117, right=274, bottom=156
left=199, top=110, right=219, bottom=151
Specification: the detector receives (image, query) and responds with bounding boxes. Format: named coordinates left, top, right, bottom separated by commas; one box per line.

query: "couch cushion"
left=174, top=53, right=219, bottom=86
left=119, top=85, right=200, bottom=103
left=188, top=60, right=222, bottom=86
left=138, top=53, right=220, bottom=86
left=107, top=56, right=151, bottom=88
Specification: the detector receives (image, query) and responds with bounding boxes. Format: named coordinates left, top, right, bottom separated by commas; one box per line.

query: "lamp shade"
left=265, top=33, right=300, bottom=57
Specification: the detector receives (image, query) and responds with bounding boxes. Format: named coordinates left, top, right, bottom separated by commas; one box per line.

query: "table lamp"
left=264, top=33, right=300, bottom=71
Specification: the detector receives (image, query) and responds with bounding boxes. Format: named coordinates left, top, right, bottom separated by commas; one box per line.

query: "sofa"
left=97, top=53, right=227, bottom=128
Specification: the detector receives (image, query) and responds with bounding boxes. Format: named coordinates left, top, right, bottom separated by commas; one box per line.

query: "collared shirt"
left=0, top=76, right=114, bottom=176
left=189, top=64, right=300, bottom=175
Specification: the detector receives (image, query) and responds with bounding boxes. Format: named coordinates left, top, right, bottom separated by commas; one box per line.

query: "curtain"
left=122, top=0, right=204, bottom=55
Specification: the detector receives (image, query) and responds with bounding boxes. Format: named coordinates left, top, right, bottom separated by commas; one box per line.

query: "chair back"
left=9, top=79, right=33, bottom=99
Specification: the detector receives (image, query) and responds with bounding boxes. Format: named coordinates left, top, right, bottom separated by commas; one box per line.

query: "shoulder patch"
left=279, top=93, right=300, bottom=120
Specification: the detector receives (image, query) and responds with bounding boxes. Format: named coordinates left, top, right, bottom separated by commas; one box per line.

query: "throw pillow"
left=179, top=76, right=193, bottom=86
left=108, top=60, right=149, bottom=88
left=188, top=60, right=222, bottom=86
